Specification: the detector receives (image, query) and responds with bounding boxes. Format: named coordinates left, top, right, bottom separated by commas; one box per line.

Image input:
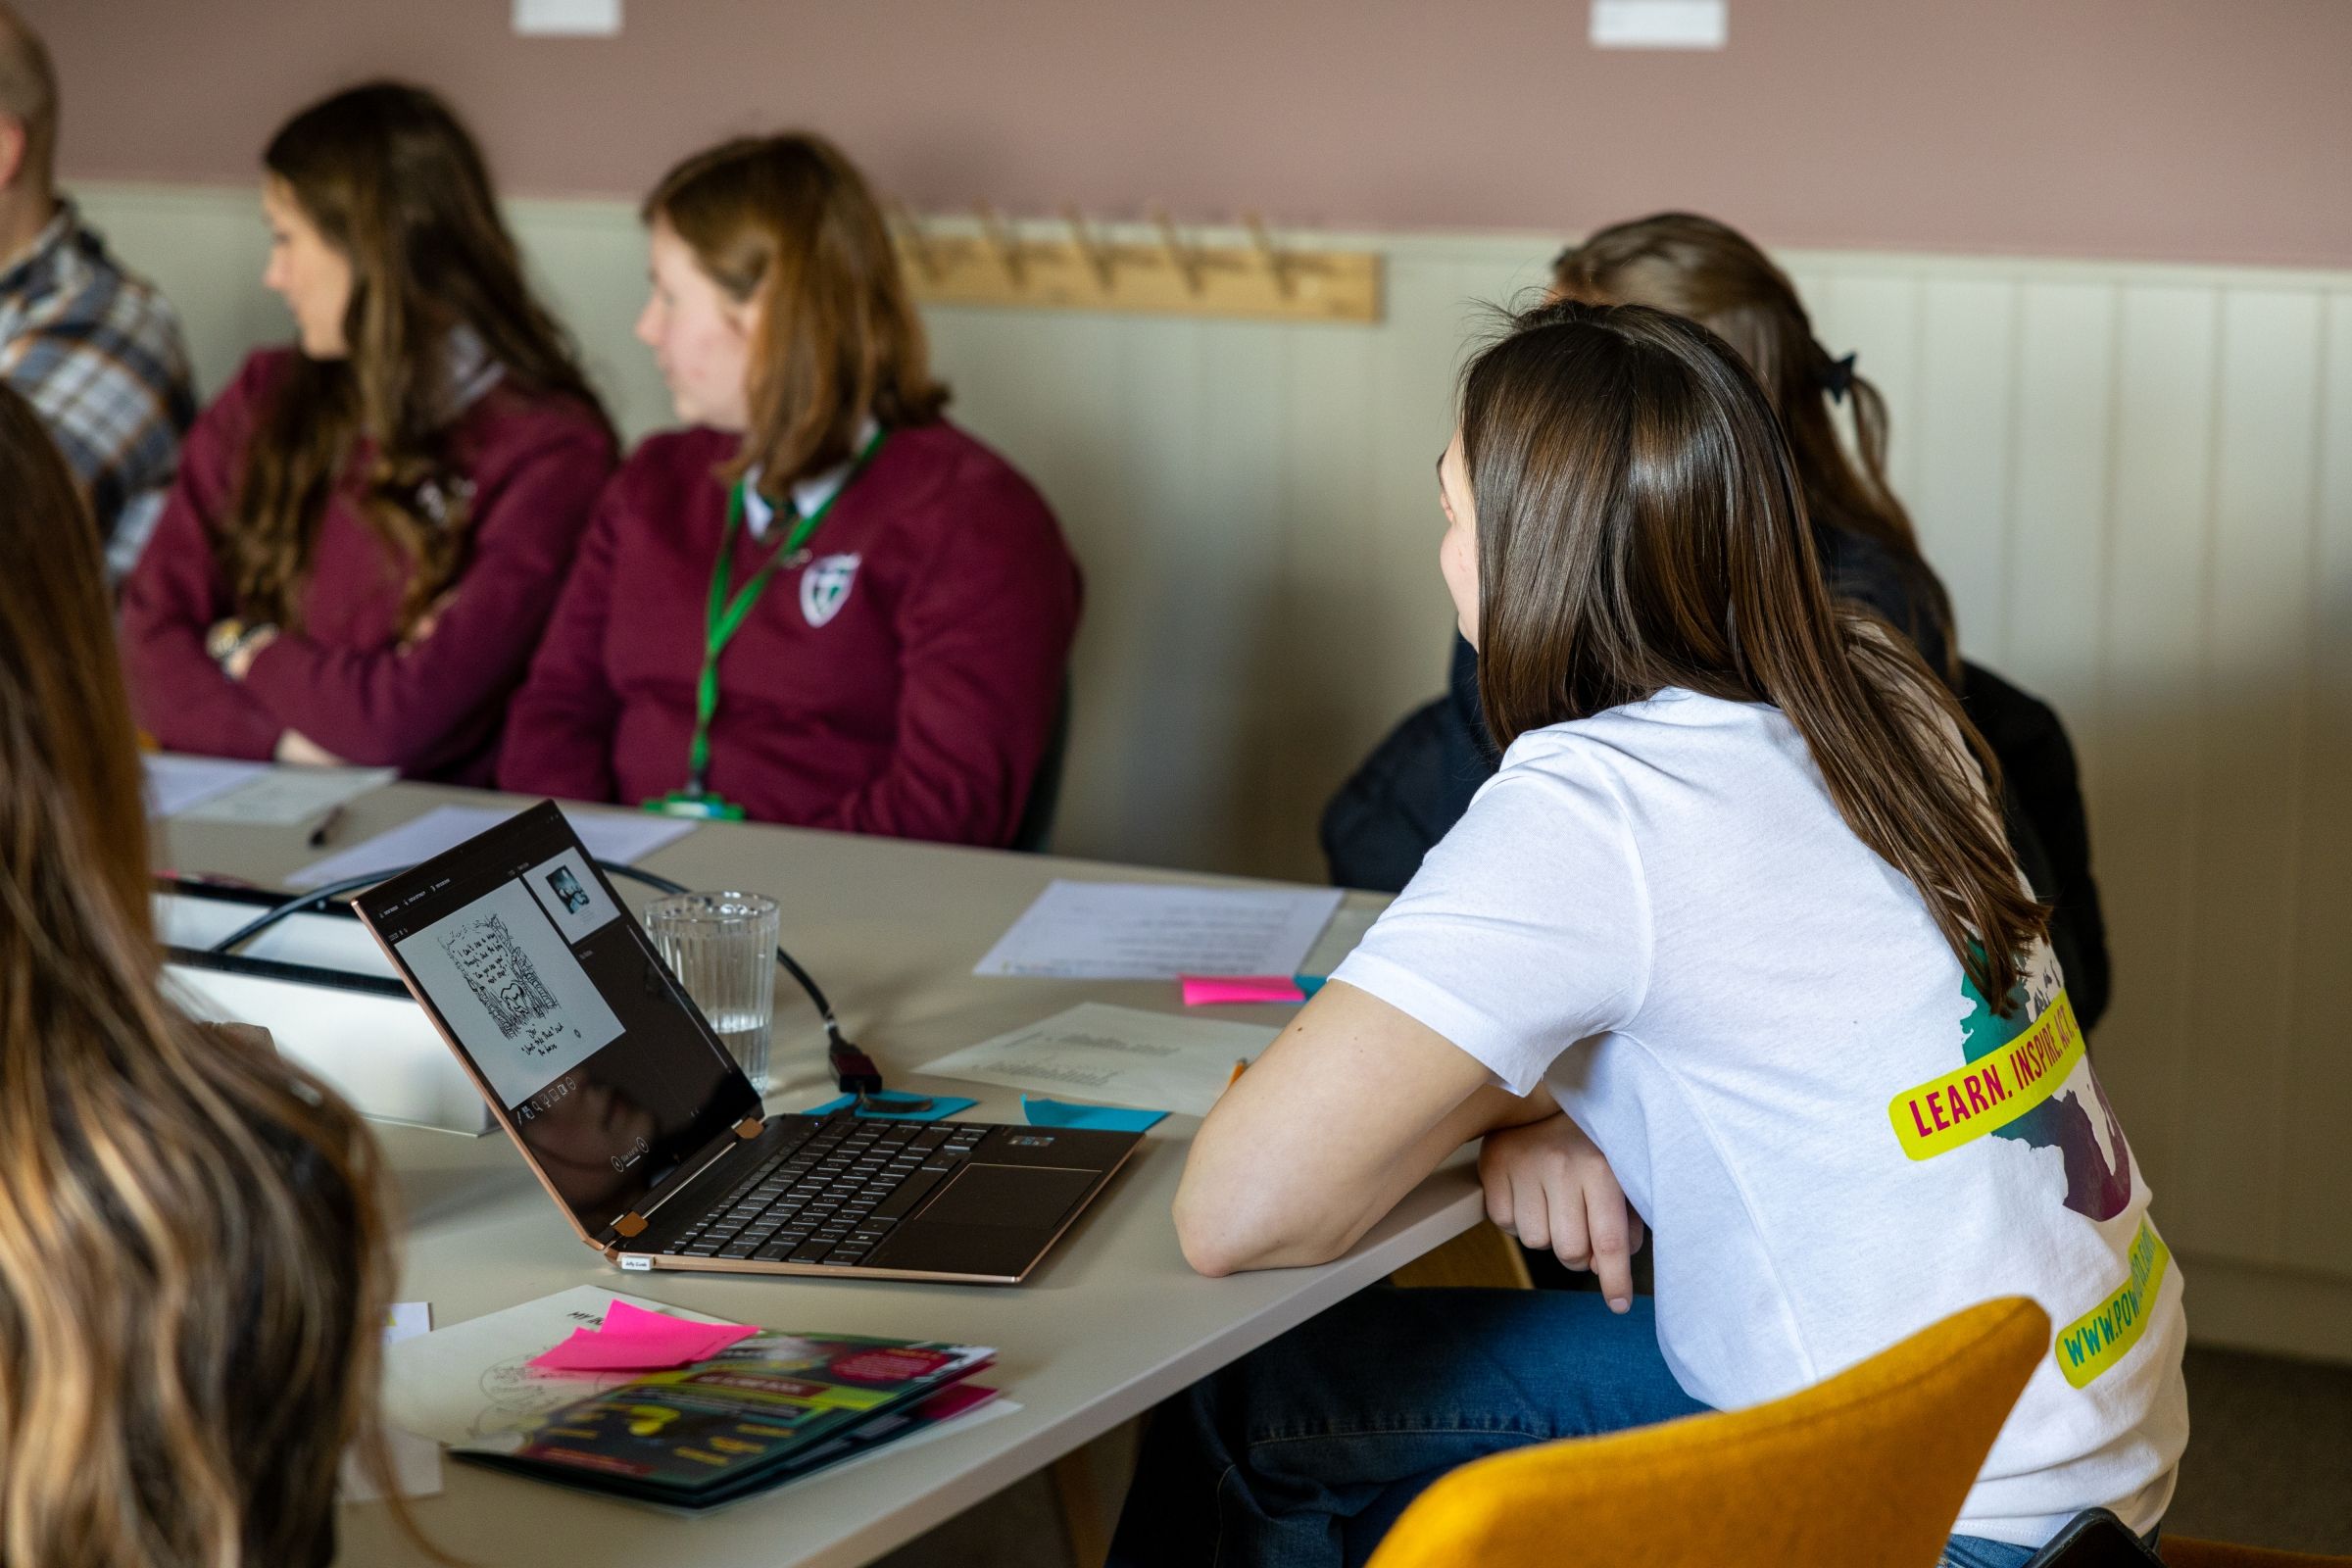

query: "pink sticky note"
left=526, top=1304, right=757, bottom=1373
left=528, top=1326, right=694, bottom=1372
left=601, top=1299, right=754, bottom=1352
left=1182, top=974, right=1307, bottom=1006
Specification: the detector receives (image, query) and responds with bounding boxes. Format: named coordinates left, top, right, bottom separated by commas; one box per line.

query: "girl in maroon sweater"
left=120, top=84, right=613, bottom=785
left=499, top=135, right=1078, bottom=848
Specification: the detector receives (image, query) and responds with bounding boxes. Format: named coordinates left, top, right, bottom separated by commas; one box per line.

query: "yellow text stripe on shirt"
left=1886, top=989, right=2085, bottom=1161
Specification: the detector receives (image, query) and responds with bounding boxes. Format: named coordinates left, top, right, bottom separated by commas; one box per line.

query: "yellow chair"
left=1365, top=1296, right=2050, bottom=1568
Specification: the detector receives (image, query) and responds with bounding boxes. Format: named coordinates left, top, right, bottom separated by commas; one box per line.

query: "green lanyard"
left=686, top=430, right=886, bottom=795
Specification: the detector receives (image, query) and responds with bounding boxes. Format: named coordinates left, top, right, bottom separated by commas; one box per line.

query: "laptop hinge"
left=598, top=1115, right=766, bottom=1247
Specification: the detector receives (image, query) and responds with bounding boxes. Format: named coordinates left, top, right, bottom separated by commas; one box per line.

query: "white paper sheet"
left=973, top=880, right=1344, bottom=981
left=178, top=764, right=395, bottom=826
left=383, top=1286, right=736, bottom=1447
left=286, top=804, right=697, bottom=890
left=919, top=1003, right=1279, bottom=1117
left=143, top=754, right=270, bottom=817
left=1300, top=900, right=1381, bottom=977
left=345, top=1301, right=443, bottom=1502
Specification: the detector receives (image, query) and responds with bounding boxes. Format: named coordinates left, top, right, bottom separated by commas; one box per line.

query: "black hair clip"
left=1823, top=350, right=1859, bottom=405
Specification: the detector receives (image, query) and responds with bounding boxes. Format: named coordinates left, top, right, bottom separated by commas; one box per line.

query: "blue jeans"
left=1105, top=1285, right=2091, bottom=1568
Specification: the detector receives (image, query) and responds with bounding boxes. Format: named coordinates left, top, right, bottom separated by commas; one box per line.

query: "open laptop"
left=351, top=801, right=1142, bottom=1284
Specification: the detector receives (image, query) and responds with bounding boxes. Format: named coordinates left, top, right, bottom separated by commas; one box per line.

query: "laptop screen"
left=354, top=802, right=758, bottom=1237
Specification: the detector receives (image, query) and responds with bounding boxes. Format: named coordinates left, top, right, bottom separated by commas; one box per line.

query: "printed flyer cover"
left=458, top=1333, right=996, bottom=1509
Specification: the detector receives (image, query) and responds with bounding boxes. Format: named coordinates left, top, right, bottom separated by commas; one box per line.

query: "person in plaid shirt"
left=0, top=4, right=192, bottom=579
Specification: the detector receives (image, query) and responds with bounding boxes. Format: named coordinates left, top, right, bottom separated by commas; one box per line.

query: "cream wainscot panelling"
left=75, top=185, right=2352, bottom=1361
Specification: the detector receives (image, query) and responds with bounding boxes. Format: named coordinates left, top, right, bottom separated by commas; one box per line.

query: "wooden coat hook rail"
left=889, top=203, right=1382, bottom=324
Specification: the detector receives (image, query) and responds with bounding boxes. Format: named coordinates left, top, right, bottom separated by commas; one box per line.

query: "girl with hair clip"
left=1551, top=211, right=1957, bottom=681
left=1326, top=213, right=2109, bottom=1031
left=500, top=133, right=1079, bottom=847
left=1113, top=301, right=2180, bottom=1568
left=120, top=81, right=615, bottom=783
left=0, top=383, right=404, bottom=1567
left=1323, top=211, right=1954, bottom=890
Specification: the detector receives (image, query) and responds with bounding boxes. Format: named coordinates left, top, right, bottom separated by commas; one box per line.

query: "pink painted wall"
left=21, top=0, right=2352, bottom=269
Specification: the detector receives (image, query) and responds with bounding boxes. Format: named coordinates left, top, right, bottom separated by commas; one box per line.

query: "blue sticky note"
left=1296, top=974, right=1327, bottom=997
left=1021, top=1095, right=1169, bottom=1133
left=797, top=1091, right=976, bottom=1123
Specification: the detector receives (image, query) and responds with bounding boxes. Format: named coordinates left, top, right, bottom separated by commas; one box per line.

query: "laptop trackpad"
left=913, top=1163, right=1098, bottom=1230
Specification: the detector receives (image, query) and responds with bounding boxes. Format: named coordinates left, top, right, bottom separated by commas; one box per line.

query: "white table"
left=157, top=783, right=1483, bottom=1568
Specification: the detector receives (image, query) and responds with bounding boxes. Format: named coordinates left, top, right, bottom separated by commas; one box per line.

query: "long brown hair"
left=0, top=387, right=402, bottom=1564
left=1552, top=213, right=1959, bottom=681
left=228, top=81, right=606, bottom=636
left=646, top=133, right=947, bottom=493
left=1460, top=301, right=2043, bottom=1002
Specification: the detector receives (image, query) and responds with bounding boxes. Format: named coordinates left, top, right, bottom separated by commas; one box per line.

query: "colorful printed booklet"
left=455, top=1332, right=997, bottom=1510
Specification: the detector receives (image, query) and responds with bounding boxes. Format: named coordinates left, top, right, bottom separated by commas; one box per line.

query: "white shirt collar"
left=742, top=416, right=881, bottom=541
left=443, top=324, right=504, bottom=414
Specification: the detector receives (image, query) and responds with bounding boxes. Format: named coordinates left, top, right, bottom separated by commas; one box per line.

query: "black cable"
left=206, top=871, right=400, bottom=955
left=593, top=864, right=913, bottom=1105
left=203, top=858, right=922, bottom=1106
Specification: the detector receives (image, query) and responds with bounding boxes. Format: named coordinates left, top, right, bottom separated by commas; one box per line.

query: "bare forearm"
left=1177, top=1082, right=1552, bottom=1275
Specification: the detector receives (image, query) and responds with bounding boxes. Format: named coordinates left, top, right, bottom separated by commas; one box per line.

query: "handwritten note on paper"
left=973, top=880, right=1344, bottom=981
left=178, top=764, right=394, bottom=826
left=920, top=1004, right=1278, bottom=1117
left=286, top=803, right=697, bottom=890
left=142, top=754, right=271, bottom=817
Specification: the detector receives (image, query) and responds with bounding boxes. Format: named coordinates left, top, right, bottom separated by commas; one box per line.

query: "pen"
left=308, top=804, right=346, bottom=848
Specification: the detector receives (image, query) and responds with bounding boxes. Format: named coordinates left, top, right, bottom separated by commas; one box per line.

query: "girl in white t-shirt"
left=1105, top=300, right=2183, bottom=1568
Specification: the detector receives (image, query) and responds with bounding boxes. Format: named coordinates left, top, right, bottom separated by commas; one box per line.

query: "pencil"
left=1226, top=1057, right=1250, bottom=1089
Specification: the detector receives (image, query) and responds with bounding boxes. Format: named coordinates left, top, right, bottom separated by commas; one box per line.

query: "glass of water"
left=642, top=891, right=779, bottom=1094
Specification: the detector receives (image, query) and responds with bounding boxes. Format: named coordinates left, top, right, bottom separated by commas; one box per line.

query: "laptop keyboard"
left=669, top=1116, right=984, bottom=1267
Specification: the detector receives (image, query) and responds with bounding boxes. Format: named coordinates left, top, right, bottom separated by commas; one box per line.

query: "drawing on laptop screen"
left=444, top=914, right=561, bottom=1039
left=397, top=879, right=623, bottom=1106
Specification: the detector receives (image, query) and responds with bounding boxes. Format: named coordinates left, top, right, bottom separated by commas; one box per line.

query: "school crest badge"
left=800, top=554, right=860, bottom=628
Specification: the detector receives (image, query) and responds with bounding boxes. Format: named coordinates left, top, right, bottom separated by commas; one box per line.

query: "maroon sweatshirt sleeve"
left=495, top=461, right=630, bottom=803
left=804, top=460, right=1080, bottom=847
left=118, top=353, right=285, bottom=760
left=239, top=412, right=614, bottom=772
